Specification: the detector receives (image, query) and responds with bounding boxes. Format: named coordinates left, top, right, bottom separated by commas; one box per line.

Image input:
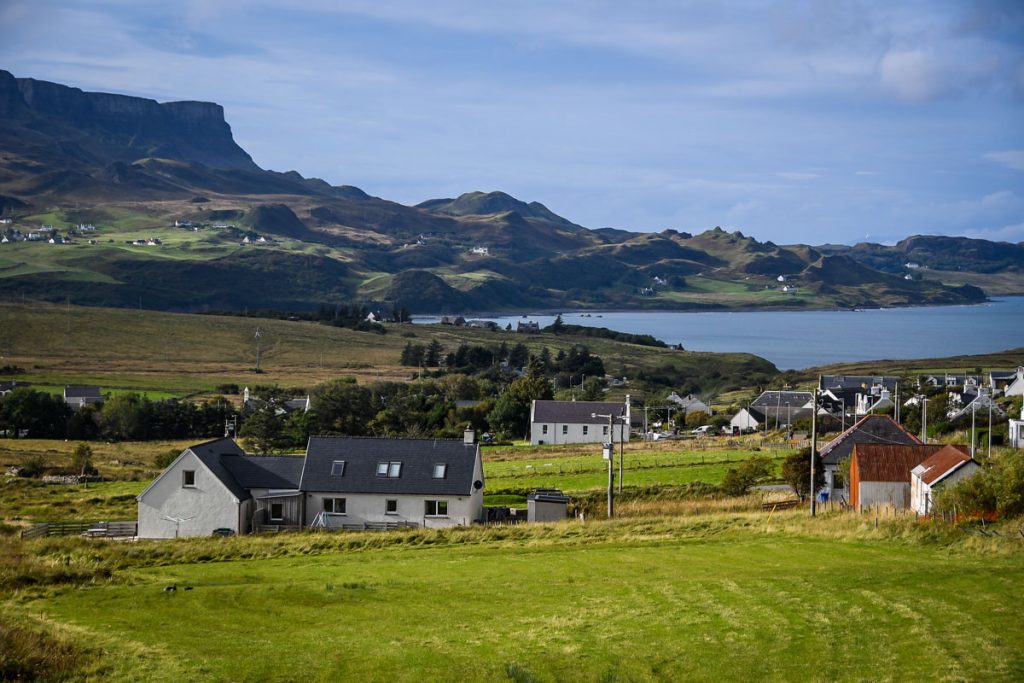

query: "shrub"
left=17, top=452, right=48, bottom=478
left=154, top=449, right=180, bottom=470
left=721, top=455, right=774, bottom=496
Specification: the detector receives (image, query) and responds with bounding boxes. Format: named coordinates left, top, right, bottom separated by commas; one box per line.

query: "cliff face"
left=0, top=70, right=257, bottom=171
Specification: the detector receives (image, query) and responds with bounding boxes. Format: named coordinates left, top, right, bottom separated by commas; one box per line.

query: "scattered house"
left=729, top=406, right=766, bottom=434
left=530, top=398, right=631, bottom=445
left=469, top=246, right=489, bottom=255
left=63, top=386, right=102, bottom=410
left=996, top=367, right=1024, bottom=397
left=849, top=443, right=967, bottom=511
left=777, top=275, right=786, bottom=282
left=820, top=376, right=900, bottom=417
left=0, top=217, right=12, bottom=224
left=517, top=321, right=540, bottom=333
left=905, top=262, right=920, bottom=269
left=818, top=414, right=922, bottom=502
left=666, top=392, right=712, bottom=416
left=137, top=433, right=485, bottom=538
left=0, top=235, right=9, bottom=244
left=750, top=390, right=814, bottom=429
left=910, top=446, right=981, bottom=515
left=48, top=235, right=65, bottom=244
left=904, top=274, right=914, bottom=281
left=920, top=373, right=983, bottom=389
left=527, top=489, right=569, bottom=522
left=466, top=319, right=498, bottom=330
left=146, top=238, right=162, bottom=246
left=946, top=389, right=1005, bottom=422
left=242, top=386, right=311, bottom=415
left=440, top=315, right=466, bottom=326
left=1009, top=405, right=1024, bottom=449
left=174, top=219, right=193, bottom=228
left=0, top=380, right=28, bottom=396
left=77, top=223, right=96, bottom=232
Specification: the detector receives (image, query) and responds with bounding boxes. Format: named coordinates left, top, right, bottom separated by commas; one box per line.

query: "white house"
left=1009, top=405, right=1024, bottom=449
left=729, top=407, right=765, bottom=434
left=849, top=443, right=967, bottom=511
left=530, top=398, right=630, bottom=445
left=1001, top=368, right=1024, bottom=397
left=137, top=434, right=485, bottom=538
left=910, top=446, right=980, bottom=516
left=64, top=385, right=102, bottom=410
left=666, top=392, right=712, bottom=417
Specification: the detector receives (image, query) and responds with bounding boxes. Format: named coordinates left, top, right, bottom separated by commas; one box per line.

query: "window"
left=330, top=460, right=346, bottom=476
left=269, top=502, right=284, bottom=521
left=433, top=464, right=447, bottom=479
left=603, top=426, right=609, bottom=435
left=425, top=500, right=449, bottom=517
left=562, top=425, right=568, bottom=435
left=385, top=499, right=398, bottom=515
left=542, top=424, right=548, bottom=434
left=377, top=461, right=403, bottom=478
left=182, top=470, right=196, bottom=487
left=323, top=497, right=346, bottom=514
left=583, top=425, right=589, bottom=435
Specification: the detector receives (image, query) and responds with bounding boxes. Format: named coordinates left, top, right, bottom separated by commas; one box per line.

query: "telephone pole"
left=254, top=327, right=262, bottom=373
left=593, top=412, right=615, bottom=518
left=810, top=387, right=818, bottom=517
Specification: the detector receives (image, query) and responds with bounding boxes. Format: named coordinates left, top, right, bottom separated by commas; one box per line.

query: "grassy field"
left=3, top=513, right=1023, bottom=681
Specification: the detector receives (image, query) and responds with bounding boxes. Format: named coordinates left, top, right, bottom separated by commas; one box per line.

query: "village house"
left=993, top=367, right=1024, bottom=397
left=849, top=443, right=968, bottom=511
left=946, top=388, right=1005, bottom=422
left=819, top=375, right=900, bottom=417
left=666, top=392, right=712, bottom=417
left=910, top=446, right=980, bottom=515
left=517, top=321, right=540, bottom=333
left=1009, top=405, right=1024, bottom=449
left=818, top=414, right=922, bottom=502
left=63, top=386, right=102, bottom=410
left=137, top=433, right=485, bottom=538
left=242, top=386, right=311, bottom=415
left=440, top=315, right=466, bottom=326
left=0, top=380, right=28, bottom=396
left=530, top=398, right=630, bottom=446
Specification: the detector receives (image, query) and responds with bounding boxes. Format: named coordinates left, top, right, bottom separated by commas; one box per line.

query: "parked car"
left=691, top=425, right=713, bottom=436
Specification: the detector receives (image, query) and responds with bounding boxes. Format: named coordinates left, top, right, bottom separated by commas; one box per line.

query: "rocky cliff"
left=0, top=69, right=257, bottom=171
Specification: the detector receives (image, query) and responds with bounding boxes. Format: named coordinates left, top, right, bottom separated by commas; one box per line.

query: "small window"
left=603, top=425, right=609, bottom=435
left=388, top=462, right=402, bottom=478
left=425, top=500, right=449, bottom=517
left=433, top=464, right=447, bottom=479
left=562, top=425, right=568, bottom=435
left=182, top=470, right=196, bottom=488
left=583, top=425, right=589, bottom=435
left=385, top=499, right=398, bottom=515
left=542, top=424, right=548, bottom=434
left=330, top=460, right=346, bottom=476
left=270, top=502, right=284, bottom=521
left=323, top=497, right=346, bottom=514
left=377, top=462, right=389, bottom=477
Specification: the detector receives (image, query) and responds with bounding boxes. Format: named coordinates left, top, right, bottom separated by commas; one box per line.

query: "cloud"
left=776, top=172, right=819, bottom=181
left=878, top=50, right=947, bottom=101
left=964, top=222, right=1024, bottom=243
left=983, top=150, right=1024, bottom=171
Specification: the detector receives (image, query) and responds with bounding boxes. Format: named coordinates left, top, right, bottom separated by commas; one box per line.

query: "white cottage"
left=137, top=434, right=485, bottom=538
left=530, top=399, right=630, bottom=445
left=910, top=446, right=980, bottom=515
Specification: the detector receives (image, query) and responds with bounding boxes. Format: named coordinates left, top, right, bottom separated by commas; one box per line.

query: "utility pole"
left=971, top=401, right=976, bottom=459
left=618, top=417, right=625, bottom=494
left=593, top=412, right=615, bottom=518
left=988, top=401, right=993, bottom=459
left=254, top=327, right=262, bottom=373
left=810, top=387, right=818, bottom=517
left=921, top=397, right=929, bottom=443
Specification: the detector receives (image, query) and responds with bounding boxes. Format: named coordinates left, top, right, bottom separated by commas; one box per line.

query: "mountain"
left=0, top=71, right=1000, bottom=313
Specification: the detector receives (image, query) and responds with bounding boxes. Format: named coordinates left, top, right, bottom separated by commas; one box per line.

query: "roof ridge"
left=308, top=435, right=470, bottom=442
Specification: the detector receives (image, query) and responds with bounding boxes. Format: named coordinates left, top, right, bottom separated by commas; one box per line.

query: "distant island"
left=1, top=69, right=1019, bottom=314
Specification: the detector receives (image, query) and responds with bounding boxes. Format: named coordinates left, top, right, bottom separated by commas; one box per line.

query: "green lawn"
left=21, top=518, right=1024, bottom=681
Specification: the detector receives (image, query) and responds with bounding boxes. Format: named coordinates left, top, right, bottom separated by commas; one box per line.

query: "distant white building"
left=1009, top=405, right=1024, bottom=449
left=910, top=447, right=980, bottom=516
left=469, top=246, right=489, bottom=255
left=530, top=398, right=631, bottom=446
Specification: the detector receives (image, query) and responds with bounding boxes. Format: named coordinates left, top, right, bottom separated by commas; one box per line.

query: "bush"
left=780, top=447, right=825, bottom=500
left=937, top=452, right=1024, bottom=517
left=17, top=452, right=48, bottom=478
left=721, top=455, right=774, bottom=496
left=154, top=449, right=180, bottom=470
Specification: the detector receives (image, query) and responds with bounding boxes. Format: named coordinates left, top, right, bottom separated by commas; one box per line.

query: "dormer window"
left=377, top=462, right=402, bottom=478
left=433, top=464, right=447, bottom=479
left=331, top=460, right=346, bottom=476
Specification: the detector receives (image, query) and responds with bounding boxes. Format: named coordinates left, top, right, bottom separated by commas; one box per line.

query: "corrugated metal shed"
left=916, top=446, right=975, bottom=485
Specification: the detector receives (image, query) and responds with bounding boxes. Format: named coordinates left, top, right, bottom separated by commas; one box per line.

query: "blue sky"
left=1, top=0, right=1022, bottom=244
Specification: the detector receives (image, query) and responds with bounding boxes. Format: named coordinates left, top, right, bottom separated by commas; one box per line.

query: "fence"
left=20, top=520, right=137, bottom=540
left=256, top=521, right=419, bottom=534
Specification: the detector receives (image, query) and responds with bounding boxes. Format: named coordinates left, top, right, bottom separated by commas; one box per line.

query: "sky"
left=1, top=0, right=1023, bottom=245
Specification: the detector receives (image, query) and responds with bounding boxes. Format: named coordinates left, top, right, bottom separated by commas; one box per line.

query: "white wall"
left=530, top=421, right=628, bottom=446
left=303, top=490, right=482, bottom=528
left=730, top=409, right=761, bottom=433
left=137, top=450, right=241, bottom=538
left=912, top=462, right=981, bottom=515
left=857, top=482, right=910, bottom=511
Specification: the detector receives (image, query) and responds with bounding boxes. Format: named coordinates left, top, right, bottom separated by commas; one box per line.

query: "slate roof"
left=532, top=400, right=627, bottom=424
left=186, top=438, right=250, bottom=501
left=852, top=444, right=953, bottom=483
left=819, top=414, right=922, bottom=466
left=221, top=455, right=304, bottom=490
left=64, top=385, right=101, bottom=399
left=751, top=391, right=812, bottom=409
left=300, top=436, right=480, bottom=496
left=913, top=446, right=976, bottom=486
left=820, top=375, right=898, bottom=391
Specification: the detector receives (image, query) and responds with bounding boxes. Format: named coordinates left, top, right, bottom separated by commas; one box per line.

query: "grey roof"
left=751, top=391, right=812, bottom=409
left=532, top=400, right=627, bottom=424
left=820, top=376, right=898, bottom=391
left=187, top=438, right=250, bottom=501
left=300, top=436, right=480, bottom=496
left=990, top=369, right=1019, bottom=381
left=818, top=415, right=921, bottom=466
left=221, top=455, right=303, bottom=490
left=64, top=385, right=101, bottom=399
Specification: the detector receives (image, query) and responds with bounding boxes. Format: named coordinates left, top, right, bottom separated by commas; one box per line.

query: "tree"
left=488, top=376, right=553, bottom=438
left=721, top=455, right=774, bottom=496
left=580, top=376, right=604, bottom=401
left=100, top=393, right=150, bottom=440
left=239, top=402, right=285, bottom=454
left=0, top=388, right=71, bottom=439
left=425, top=340, right=443, bottom=367
left=71, top=443, right=97, bottom=476
left=685, top=411, right=710, bottom=428
left=781, top=447, right=825, bottom=500
left=311, top=378, right=375, bottom=435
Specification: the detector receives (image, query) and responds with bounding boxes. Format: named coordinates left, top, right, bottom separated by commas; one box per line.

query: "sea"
left=414, top=296, right=1024, bottom=370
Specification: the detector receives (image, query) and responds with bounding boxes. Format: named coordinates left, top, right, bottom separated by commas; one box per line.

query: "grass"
left=2, top=513, right=1022, bottom=681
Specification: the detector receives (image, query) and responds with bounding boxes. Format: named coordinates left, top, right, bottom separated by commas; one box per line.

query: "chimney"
left=464, top=429, right=475, bottom=445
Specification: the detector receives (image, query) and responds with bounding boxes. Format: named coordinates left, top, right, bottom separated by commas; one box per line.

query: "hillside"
left=0, top=70, right=998, bottom=313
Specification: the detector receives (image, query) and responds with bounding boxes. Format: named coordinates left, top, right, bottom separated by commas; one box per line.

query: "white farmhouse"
left=530, top=399, right=630, bottom=446
left=137, top=434, right=485, bottom=538
left=1009, top=405, right=1024, bottom=449
left=910, top=446, right=980, bottom=516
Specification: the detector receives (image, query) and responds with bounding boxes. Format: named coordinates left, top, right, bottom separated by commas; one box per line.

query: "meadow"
left=2, top=513, right=1022, bottom=681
